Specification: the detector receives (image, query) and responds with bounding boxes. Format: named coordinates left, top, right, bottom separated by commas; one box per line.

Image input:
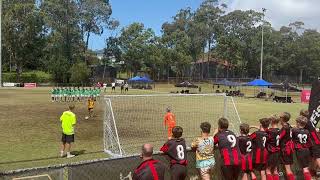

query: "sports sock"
left=303, top=172, right=311, bottom=180
left=287, top=173, right=295, bottom=180
left=273, top=174, right=279, bottom=180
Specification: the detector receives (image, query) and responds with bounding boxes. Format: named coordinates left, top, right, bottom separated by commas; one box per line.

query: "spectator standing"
left=191, top=122, right=215, bottom=180
left=133, top=144, right=166, bottom=180
left=59, top=105, right=76, bottom=158
left=160, top=126, right=187, bottom=180
left=103, top=83, right=107, bottom=93
left=121, top=83, right=124, bottom=94
left=124, top=82, right=129, bottom=92
left=111, top=82, right=116, bottom=92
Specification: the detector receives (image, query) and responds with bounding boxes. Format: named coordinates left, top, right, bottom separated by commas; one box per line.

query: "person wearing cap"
left=164, top=107, right=176, bottom=139
left=133, top=144, right=166, bottom=180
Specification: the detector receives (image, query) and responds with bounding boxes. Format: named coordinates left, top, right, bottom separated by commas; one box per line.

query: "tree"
left=2, top=0, right=45, bottom=81
left=118, top=23, right=155, bottom=76
left=70, top=62, right=91, bottom=84
left=215, top=10, right=263, bottom=77
left=76, top=0, right=113, bottom=51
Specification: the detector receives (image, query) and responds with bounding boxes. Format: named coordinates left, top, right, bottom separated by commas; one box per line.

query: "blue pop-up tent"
left=128, top=76, right=153, bottom=83
left=247, top=79, right=272, bottom=86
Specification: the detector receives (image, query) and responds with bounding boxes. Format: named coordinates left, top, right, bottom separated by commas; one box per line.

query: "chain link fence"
left=1, top=150, right=308, bottom=180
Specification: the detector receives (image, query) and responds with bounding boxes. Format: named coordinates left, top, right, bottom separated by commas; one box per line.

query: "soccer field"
left=0, top=84, right=307, bottom=171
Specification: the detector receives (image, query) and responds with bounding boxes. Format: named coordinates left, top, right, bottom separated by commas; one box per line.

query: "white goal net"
left=104, top=94, right=241, bottom=156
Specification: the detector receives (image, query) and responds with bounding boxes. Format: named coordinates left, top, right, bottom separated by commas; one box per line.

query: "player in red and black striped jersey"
left=301, top=109, right=320, bottom=170
left=160, top=126, right=187, bottom=180
left=238, top=123, right=256, bottom=180
left=292, top=116, right=312, bottom=180
left=214, top=118, right=240, bottom=180
left=249, top=118, right=270, bottom=180
left=250, top=118, right=270, bottom=180
left=133, top=144, right=166, bottom=180
left=266, top=115, right=281, bottom=180
left=279, top=112, right=295, bottom=180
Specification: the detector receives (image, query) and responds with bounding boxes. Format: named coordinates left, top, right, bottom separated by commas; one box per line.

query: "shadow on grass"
left=70, top=149, right=86, bottom=156
left=0, top=150, right=104, bottom=165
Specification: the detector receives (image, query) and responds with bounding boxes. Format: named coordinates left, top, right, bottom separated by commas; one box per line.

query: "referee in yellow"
left=60, top=104, right=76, bottom=158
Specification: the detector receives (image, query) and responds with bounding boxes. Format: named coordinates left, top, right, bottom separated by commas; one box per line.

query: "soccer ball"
left=85, top=116, right=89, bottom=120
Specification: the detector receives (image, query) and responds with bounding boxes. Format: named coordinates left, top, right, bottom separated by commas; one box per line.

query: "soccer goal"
left=104, top=94, right=241, bottom=156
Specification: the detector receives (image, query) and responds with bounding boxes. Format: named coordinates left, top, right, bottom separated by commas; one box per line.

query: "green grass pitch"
left=0, top=84, right=307, bottom=171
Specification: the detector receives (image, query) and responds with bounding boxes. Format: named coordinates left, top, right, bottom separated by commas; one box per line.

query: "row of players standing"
left=51, top=87, right=101, bottom=102
left=139, top=110, right=320, bottom=180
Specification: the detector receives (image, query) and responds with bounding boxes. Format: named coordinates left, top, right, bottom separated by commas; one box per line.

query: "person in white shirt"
left=111, top=82, right=116, bottom=92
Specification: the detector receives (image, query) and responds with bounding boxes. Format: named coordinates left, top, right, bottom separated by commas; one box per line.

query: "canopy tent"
left=128, top=76, right=153, bottom=83
left=247, top=79, right=272, bottom=86
left=214, top=79, right=242, bottom=86
left=270, top=82, right=301, bottom=92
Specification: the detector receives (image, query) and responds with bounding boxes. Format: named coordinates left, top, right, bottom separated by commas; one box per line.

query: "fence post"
left=223, top=94, right=227, bottom=118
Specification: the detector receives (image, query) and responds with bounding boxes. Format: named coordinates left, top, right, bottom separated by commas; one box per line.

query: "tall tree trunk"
left=86, top=30, right=91, bottom=50
left=207, top=39, right=211, bottom=79
left=201, top=46, right=205, bottom=79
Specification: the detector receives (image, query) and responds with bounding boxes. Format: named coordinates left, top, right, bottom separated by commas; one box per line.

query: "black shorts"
left=280, top=150, right=293, bottom=165
left=267, top=152, right=280, bottom=169
left=310, top=144, right=320, bottom=158
left=170, top=164, right=187, bottom=180
left=296, top=149, right=311, bottom=168
left=125, top=88, right=128, bottom=91
left=61, top=133, right=74, bottom=143
left=88, top=108, right=93, bottom=111
left=221, top=165, right=240, bottom=180
left=254, top=163, right=266, bottom=171
left=112, top=86, right=115, bottom=90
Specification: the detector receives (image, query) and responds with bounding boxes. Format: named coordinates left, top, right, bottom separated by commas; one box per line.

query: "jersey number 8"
left=176, top=145, right=185, bottom=159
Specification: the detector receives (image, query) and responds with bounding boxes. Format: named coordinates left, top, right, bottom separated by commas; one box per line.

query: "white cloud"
left=223, top=0, right=320, bottom=31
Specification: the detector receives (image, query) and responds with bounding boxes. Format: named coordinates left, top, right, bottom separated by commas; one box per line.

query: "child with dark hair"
left=292, top=116, right=312, bottom=180
left=250, top=118, right=270, bottom=180
left=238, top=123, right=256, bottom=180
left=279, top=112, right=295, bottom=180
left=191, top=122, right=215, bottom=180
left=301, top=108, right=320, bottom=176
left=266, top=115, right=281, bottom=180
left=214, top=118, right=240, bottom=180
left=160, top=126, right=187, bottom=180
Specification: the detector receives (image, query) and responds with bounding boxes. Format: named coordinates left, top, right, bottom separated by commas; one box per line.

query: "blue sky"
left=88, top=0, right=203, bottom=50
left=88, top=0, right=320, bottom=50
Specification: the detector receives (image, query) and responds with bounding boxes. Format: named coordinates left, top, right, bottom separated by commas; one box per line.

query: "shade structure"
left=247, top=79, right=272, bottom=86
left=128, top=76, right=153, bottom=83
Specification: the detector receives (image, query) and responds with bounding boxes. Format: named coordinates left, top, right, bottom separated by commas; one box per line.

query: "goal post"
left=104, top=94, right=241, bottom=157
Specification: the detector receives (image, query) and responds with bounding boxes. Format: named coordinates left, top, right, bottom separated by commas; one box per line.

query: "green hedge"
left=2, top=71, right=52, bottom=83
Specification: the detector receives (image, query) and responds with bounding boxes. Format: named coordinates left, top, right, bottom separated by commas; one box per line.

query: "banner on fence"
left=301, top=90, right=311, bottom=103
left=24, top=83, right=37, bottom=88
left=3, top=82, right=16, bottom=87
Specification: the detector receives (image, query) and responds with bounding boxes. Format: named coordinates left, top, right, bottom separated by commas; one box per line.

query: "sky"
left=88, top=0, right=320, bottom=50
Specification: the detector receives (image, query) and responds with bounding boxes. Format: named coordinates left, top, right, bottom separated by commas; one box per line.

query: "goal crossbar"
left=103, top=93, right=241, bottom=157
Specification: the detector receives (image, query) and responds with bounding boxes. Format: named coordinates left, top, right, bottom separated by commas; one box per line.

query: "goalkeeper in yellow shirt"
left=87, top=96, right=95, bottom=119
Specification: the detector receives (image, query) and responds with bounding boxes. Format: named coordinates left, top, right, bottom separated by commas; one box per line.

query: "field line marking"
left=12, top=174, right=52, bottom=180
